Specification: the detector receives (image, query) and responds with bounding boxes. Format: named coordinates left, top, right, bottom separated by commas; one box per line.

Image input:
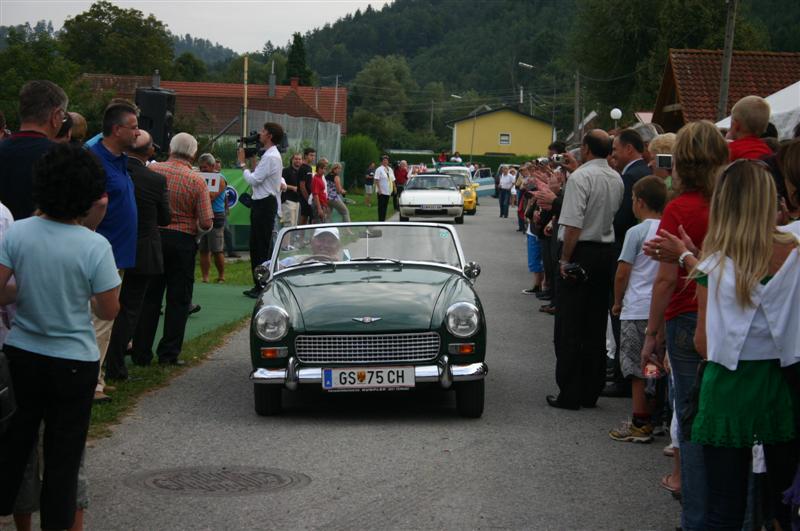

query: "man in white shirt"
left=374, top=155, right=395, bottom=221
left=237, top=122, right=284, bottom=298
left=498, top=165, right=515, bottom=218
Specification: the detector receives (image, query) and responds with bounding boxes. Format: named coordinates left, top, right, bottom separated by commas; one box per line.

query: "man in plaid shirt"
left=132, top=133, right=212, bottom=366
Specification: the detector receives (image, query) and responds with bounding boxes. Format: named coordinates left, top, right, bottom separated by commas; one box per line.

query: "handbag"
left=239, top=192, right=253, bottom=208
left=679, top=360, right=707, bottom=441
left=0, top=350, right=16, bottom=434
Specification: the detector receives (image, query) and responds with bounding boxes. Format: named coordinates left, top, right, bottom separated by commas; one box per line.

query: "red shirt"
left=728, top=135, right=772, bottom=161
left=395, top=167, right=409, bottom=185
left=311, top=173, right=328, bottom=207
left=658, top=191, right=710, bottom=321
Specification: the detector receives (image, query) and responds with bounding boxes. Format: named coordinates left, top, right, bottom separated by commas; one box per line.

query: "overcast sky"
left=0, top=0, right=391, bottom=53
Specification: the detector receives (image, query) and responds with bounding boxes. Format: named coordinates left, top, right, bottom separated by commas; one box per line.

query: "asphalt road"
left=80, top=199, right=680, bottom=530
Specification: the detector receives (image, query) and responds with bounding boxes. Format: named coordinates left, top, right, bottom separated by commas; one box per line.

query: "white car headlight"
left=446, top=302, right=480, bottom=338
left=254, top=305, right=290, bottom=341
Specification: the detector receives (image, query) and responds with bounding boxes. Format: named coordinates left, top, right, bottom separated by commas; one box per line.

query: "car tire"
left=254, top=384, right=282, bottom=416
left=455, top=379, right=484, bottom=418
left=467, top=208, right=477, bottom=216
left=454, top=214, right=464, bottom=224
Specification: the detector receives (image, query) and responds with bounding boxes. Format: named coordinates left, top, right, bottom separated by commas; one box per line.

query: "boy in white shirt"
left=609, top=176, right=667, bottom=443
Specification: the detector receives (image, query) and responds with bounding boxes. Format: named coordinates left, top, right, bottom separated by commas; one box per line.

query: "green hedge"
left=341, top=134, right=380, bottom=189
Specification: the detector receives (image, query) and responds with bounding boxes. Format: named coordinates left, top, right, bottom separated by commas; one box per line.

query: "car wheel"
left=454, top=214, right=464, bottom=224
left=399, top=215, right=409, bottom=222
left=467, top=208, right=477, bottom=215
left=254, top=384, right=282, bottom=416
left=455, top=379, right=484, bottom=418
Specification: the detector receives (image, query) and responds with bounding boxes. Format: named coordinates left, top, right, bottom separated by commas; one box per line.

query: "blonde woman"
left=641, top=120, right=729, bottom=530
left=691, top=160, right=799, bottom=530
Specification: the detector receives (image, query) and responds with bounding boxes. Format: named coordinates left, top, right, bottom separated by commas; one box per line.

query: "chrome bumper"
left=250, top=355, right=488, bottom=390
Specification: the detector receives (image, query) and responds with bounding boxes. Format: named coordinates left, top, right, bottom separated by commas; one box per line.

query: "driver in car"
left=274, top=227, right=348, bottom=269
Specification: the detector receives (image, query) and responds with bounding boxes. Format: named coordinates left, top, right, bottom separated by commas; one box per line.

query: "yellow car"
left=439, top=167, right=478, bottom=215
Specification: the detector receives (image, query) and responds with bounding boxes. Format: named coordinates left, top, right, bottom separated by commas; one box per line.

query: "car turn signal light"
left=448, top=343, right=475, bottom=355
left=260, top=347, right=288, bottom=359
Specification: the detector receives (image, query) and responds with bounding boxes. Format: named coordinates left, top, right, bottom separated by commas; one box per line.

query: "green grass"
left=339, top=192, right=396, bottom=222
left=89, top=317, right=247, bottom=439
left=195, top=257, right=252, bottom=286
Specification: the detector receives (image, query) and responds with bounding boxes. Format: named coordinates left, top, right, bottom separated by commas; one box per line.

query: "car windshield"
left=272, top=224, right=463, bottom=272
left=440, top=171, right=471, bottom=187
left=405, top=175, right=458, bottom=191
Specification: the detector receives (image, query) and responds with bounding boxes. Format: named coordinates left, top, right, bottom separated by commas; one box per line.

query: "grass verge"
left=88, top=316, right=248, bottom=439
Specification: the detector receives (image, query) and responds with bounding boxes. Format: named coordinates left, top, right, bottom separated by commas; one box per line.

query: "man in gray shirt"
left=547, top=129, right=623, bottom=410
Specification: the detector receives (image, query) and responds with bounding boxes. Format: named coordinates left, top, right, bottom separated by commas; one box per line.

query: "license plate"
left=322, top=367, right=415, bottom=390
left=423, top=205, right=442, bottom=209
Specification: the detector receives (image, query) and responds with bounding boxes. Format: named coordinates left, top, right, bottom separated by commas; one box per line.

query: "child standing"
left=609, top=176, right=667, bottom=443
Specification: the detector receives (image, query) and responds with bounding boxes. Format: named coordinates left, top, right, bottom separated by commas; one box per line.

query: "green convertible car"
left=249, top=222, right=488, bottom=417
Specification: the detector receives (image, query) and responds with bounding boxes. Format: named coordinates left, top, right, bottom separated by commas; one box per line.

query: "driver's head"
left=311, top=227, right=341, bottom=258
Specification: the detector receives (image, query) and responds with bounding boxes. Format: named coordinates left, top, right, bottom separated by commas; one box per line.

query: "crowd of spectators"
left=508, top=93, right=800, bottom=529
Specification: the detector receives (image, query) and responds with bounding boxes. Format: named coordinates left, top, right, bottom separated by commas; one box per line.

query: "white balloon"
left=610, top=108, right=622, bottom=120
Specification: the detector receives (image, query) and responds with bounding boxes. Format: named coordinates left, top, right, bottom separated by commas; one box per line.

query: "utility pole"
left=717, top=0, right=738, bottom=121
left=529, top=94, right=533, bottom=116
left=430, top=100, right=434, bottom=132
left=243, top=55, right=249, bottom=138
left=552, top=82, right=557, bottom=142
left=332, top=74, right=340, bottom=124
left=573, top=70, right=581, bottom=143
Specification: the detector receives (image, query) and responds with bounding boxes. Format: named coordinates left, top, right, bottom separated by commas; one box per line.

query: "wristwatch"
left=678, top=250, right=694, bottom=269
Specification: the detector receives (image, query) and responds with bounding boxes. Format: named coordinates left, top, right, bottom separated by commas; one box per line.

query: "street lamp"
left=451, top=93, right=476, bottom=163
left=610, top=108, right=622, bottom=131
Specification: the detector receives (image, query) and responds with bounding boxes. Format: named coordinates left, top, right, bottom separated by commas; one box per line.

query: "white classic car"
left=398, top=173, right=465, bottom=224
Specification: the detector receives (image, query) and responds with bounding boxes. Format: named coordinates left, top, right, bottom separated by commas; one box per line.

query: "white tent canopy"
left=716, top=80, right=800, bottom=140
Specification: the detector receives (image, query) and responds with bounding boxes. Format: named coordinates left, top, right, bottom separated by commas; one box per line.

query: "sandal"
left=660, top=473, right=681, bottom=497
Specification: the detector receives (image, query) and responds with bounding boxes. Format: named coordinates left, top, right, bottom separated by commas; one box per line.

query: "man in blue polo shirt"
left=88, top=100, right=139, bottom=401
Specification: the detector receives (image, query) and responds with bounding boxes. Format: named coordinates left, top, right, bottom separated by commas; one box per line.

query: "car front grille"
left=294, top=332, right=441, bottom=364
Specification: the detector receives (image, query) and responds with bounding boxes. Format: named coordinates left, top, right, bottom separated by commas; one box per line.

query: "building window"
left=499, top=133, right=511, bottom=145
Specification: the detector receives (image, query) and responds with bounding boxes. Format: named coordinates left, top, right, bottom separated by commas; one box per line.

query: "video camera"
left=239, top=129, right=290, bottom=158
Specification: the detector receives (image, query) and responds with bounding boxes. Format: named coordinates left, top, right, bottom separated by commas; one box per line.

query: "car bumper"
left=399, top=207, right=464, bottom=217
left=250, top=355, right=488, bottom=390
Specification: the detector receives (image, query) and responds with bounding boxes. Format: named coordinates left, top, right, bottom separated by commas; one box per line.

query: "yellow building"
left=448, top=107, right=554, bottom=157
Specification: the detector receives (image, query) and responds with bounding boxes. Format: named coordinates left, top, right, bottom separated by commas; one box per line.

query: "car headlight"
left=446, top=302, right=480, bottom=338
left=254, top=305, right=290, bottom=341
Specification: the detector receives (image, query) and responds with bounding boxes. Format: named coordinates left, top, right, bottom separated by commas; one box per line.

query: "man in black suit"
left=605, top=128, right=650, bottom=396
left=106, top=130, right=171, bottom=378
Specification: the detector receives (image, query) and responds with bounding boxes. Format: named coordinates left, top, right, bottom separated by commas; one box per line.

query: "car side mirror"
left=254, top=264, right=271, bottom=288
left=463, top=261, right=481, bottom=280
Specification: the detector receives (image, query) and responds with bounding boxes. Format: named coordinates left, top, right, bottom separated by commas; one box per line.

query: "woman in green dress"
left=691, top=159, right=799, bottom=530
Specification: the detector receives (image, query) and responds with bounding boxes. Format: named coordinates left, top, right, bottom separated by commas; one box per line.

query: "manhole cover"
left=125, top=466, right=311, bottom=496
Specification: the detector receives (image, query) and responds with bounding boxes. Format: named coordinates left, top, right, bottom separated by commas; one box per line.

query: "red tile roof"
left=80, top=74, right=348, bottom=133
left=655, top=49, right=800, bottom=127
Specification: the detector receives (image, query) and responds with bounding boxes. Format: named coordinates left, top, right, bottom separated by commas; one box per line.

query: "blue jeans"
left=666, top=312, right=707, bottom=530
left=498, top=189, right=510, bottom=217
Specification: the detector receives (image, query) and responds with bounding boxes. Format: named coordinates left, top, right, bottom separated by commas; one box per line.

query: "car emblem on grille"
left=352, top=316, right=382, bottom=324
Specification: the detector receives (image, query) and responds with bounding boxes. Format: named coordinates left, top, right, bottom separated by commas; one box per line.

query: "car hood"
left=273, top=265, right=458, bottom=332
left=400, top=190, right=462, bottom=205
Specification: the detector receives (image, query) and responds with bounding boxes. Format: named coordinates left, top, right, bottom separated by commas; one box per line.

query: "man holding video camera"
left=546, top=129, right=623, bottom=411
left=238, top=122, right=284, bottom=299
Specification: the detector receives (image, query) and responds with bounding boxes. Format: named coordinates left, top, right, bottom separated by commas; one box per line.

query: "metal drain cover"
left=125, top=466, right=310, bottom=496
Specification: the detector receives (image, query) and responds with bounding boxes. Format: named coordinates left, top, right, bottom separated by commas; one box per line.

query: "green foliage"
left=173, top=52, right=207, bottom=81
left=285, top=32, right=313, bottom=85
left=341, top=134, right=380, bottom=188
left=60, top=1, right=174, bottom=76
left=172, top=33, right=236, bottom=65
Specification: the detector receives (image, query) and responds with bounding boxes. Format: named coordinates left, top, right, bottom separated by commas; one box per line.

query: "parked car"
left=472, top=167, right=495, bottom=198
left=249, top=223, right=488, bottom=417
left=398, top=173, right=465, bottom=224
left=437, top=166, right=478, bottom=214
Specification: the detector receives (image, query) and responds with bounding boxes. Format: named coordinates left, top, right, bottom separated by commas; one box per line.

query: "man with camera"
left=547, top=129, right=623, bottom=411
left=238, top=122, right=284, bottom=299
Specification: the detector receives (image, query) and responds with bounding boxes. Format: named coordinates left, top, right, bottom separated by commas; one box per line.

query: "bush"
left=341, top=134, right=380, bottom=189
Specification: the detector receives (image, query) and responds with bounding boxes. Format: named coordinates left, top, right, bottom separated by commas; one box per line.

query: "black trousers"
left=249, top=196, right=277, bottom=286
left=133, top=230, right=197, bottom=364
left=105, top=272, right=152, bottom=379
left=378, top=194, right=390, bottom=221
left=554, top=242, right=616, bottom=407
left=0, top=347, right=96, bottom=529
left=391, top=185, right=404, bottom=211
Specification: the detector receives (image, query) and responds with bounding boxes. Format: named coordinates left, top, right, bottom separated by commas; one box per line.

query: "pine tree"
left=285, top=32, right=312, bottom=85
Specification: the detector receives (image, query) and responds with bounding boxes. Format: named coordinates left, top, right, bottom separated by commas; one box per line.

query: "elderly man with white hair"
left=132, top=132, right=213, bottom=367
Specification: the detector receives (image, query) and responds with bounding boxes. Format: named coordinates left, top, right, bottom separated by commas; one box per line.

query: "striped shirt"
left=149, top=159, right=213, bottom=236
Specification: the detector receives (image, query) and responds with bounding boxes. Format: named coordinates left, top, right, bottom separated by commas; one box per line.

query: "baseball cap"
left=313, top=227, right=340, bottom=240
